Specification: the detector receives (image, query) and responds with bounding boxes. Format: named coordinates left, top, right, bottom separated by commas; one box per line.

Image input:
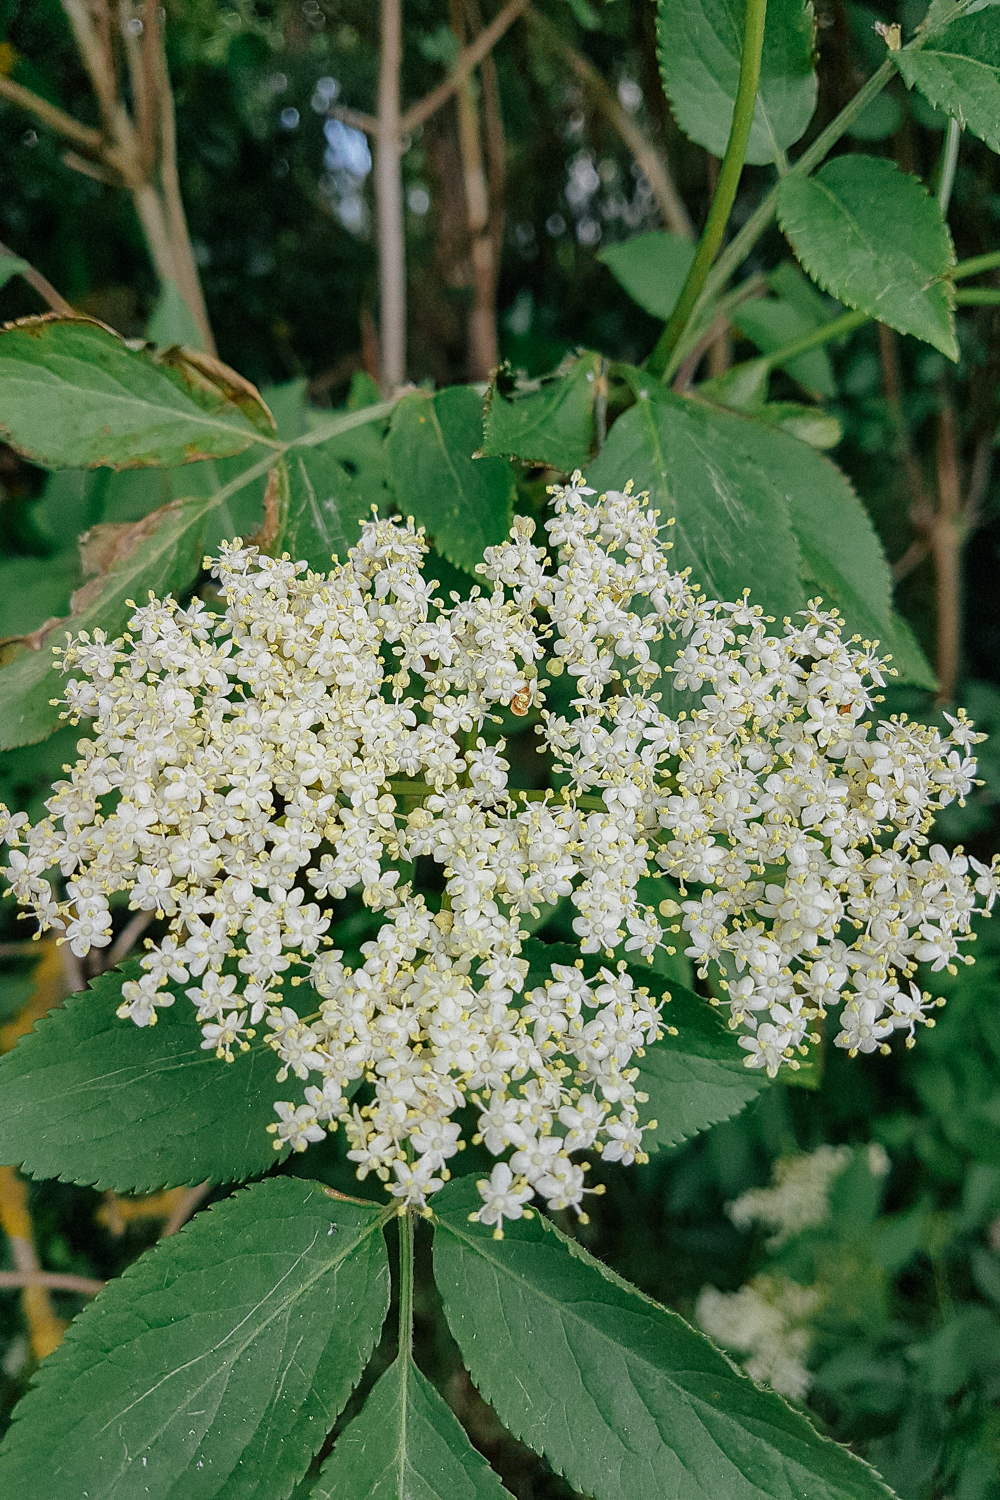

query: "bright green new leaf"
left=313, top=1356, right=512, bottom=1499
left=776, top=156, right=958, bottom=359
left=386, top=386, right=515, bottom=577
left=755, top=402, right=842, bottom=448
left=733, top=296, right=837, bottom=397
left=0, top=491, right=216, bottom=749
left=587, top=381, right=805, bottom=625
left=433, top=1179, right=897, bottom=1500
left=896, top=13, right=1000, bottom=155
left=598, top=232, right=696, bottom=321
left=0, top=316, right=272, bottom=469
left=0, top=252, right=29, bottom=289
left=0, top=961, right=293, bottom=1191
left=521, top=938, right=766, bottom=1148
left=482, top=352, right=601, bottom=472
left=657, top=0, right=818, bottom=165
left=0, top=1179, right=390, bottom=1500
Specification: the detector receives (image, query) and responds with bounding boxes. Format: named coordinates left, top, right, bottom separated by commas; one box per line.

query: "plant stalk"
left=646, top=0, right=768, bottom=377
left=398, top=1209, right=415, bottom=1359
left=937, top=115, right=961, bottom=215
left=376, top=0, right=406, bottom=392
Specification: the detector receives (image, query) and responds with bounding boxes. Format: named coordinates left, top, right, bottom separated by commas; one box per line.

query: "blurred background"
left=1, top=2, right=1000, bottom=1496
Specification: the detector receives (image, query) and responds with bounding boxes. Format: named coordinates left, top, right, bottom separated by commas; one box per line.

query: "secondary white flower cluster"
left=697, top=1275, right=821, bottom=1400
left=1, top=474, right=997, bottom=1230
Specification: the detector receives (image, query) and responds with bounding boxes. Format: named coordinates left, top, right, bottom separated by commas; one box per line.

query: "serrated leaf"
left=776, top=156, right=958, bottom=359
left=386, top=387, right=515, bottom=577
left=756, top=402, right=842, bottom=448
left=482, top=352, right=601, bottom=473
left=0, top=492, right=216, bottom=750
left=0, top=960, right=293, bottom=1191
left=0, top=316, right=273, bottom=469
left=588, top=380, right=805, bottom=625
left=658, top=0, right=818, bottom=166
left=433, top=1179, right=897, bottom=1500
left=0, top=253, right=29, bottom=290
left=0, top=1179, right=390, bottom=1500
left=521, top=938, right=766, bottom=1148
left=313, top=1355, right=512, bottom=1499
left=283, top=446, right=364, bottom=571
left=896, top=12, right=1000, bottom=155
left=598, top=232, right=696, bottom=321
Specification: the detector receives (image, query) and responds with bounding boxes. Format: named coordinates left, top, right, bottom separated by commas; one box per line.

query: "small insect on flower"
left=2, top=477, right=996, bottom=1230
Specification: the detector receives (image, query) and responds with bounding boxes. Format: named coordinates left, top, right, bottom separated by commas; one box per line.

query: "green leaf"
left=0, top=1179, right=390, bottom=1500
left=733, top=296, right=837, bottom=397
left=0, top=492, right=216, bottom=750
left=521, top=938, right=766, bottom=1149
left=386, top=386, right=515, bottom=577
left=146, top=278, right=208, bottom=352
left=283, top=446, right=364, bottom=571
left=482, top=352, right=601, bottom=472
left=657, top=0, right=818, bottom=166
left=588, top=381, right=806, bottom=625
left=598, top=232, right=696, bottom=321
left=432, top=1179, right=897, bottom=1500
left=776, top=156, right=958, bottom=360
left=756, top=402, right=842, bottom=449
left=896, top=13, right=1000, bottom=155
left=0, top=316, right=272, bottom=469
left=0, top=960, right=294, bottom=1190
left=0, top=252, right=29, bottom=290
left=313, top=1356, right=512, bottom=1499
left=0, top=552, right=81, bottom=639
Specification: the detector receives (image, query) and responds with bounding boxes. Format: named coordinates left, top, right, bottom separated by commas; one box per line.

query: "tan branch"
left=0, top=239, right=74, bottom=315
left=0, top=1271, right=105, bottom=1295
left=402, top=0, right=527, bottom=134
left=161, top=1181, right=211, bottom=1237
left=376, top=0, right=406, bottom=390
left=331, top=105, right=380, bottom=136
left=0, top=74, right=104, bottom=154
left=61, top=0, right=120, bottom=132
left=525, top=7, right=693, bottom=240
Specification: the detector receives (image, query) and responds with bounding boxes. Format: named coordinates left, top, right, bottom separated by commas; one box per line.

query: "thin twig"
left=0, top=75, right=104, bottom=154
left=403, top=0, right=527, bottom=135
left=933, top=394, right=963, bottom=704
left=161, top=1181, right=211, bottom=1237
left=107, top=909, right=154, bottom=968
left=0, top=1271, right=104, bottom=1296
left=451, top=0, right=498, bottom=378
left=0, top=239, right=74, bottom=315
left=525, top=7, right=692, bottom=240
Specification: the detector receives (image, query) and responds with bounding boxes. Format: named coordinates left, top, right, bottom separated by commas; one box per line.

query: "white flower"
left=473, top=1162, right=535, bottom=1237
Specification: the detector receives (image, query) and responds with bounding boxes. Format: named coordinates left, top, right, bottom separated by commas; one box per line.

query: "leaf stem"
left=397, top=1209, right=415, bottom=1361
left=953, top=250, right=1000, bottom=281
left=646, top=0, right=768, bottom=377
left=936, top=115, right=961, bottom=215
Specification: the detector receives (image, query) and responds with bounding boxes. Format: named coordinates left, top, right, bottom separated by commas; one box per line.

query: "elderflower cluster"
left=696, top=1276, right=821, bottom=1400
left=1, top=475, right=997, bottom=1230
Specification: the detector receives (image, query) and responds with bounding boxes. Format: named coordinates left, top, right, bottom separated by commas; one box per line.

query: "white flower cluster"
left=696, top=1275, right=820, bottom=1400
left=1, top=475, right=997, bottom=1230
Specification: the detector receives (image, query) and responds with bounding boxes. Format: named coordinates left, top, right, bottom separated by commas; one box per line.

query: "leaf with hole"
left=0, top=960, right=295, bottom=1191
left=896, top=12, right=1000, bottom=155
left=776, top=156, right=957, bottom=359
left=482, top=352, right=601, bottom=472
left=0, top=316, right=273, bottom=469
left=433, top=1179, right=897, bottom=1500
left=386, top=386, right=515, bottom=577
left=313, top=1354, right=512, bottom=1499
left=0, top=1178, right=390, bottom=1500
left=657, top=0, right=818, bottom=165
left=598, top=232, right=696, bottom=321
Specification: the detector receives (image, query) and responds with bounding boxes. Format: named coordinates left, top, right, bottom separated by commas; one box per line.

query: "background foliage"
left=1, top=1, right=999, bottom=1497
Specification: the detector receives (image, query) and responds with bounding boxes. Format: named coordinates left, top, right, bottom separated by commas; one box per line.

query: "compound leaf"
left=432, top=1180, right=896, bottom=1500
left=896, top=13, right=1000, bottom=155
left=313, top=1355, right=512, bottom=1499
left=0, top=1179, right=389, bottom=1500
left=386, top=387, right=515, bottom=577
left=658, top=0, right=818, bottom=165
left=776, top=156, right=957, bottom=359
left=0, top=960, right=292, bottom=1191
left=0, top=316, right=273, bottom=469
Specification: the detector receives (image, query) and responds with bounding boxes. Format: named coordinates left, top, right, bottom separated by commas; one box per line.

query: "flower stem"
left=646, top=0, right=769, bottom=378
left=397, top=1210, right=415, bottom=1361
left=937, top=115, right=961, bottom=215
